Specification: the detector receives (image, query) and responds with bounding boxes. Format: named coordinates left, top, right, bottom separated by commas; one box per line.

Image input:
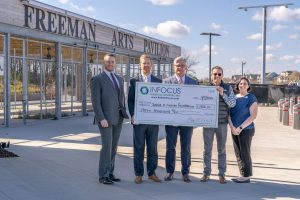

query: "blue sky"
left=38, top=0, right=300, bottom=79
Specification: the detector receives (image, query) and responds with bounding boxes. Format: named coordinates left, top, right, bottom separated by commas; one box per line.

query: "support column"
left=22, top=39, right=28, bottom=125
left=4, top=33, right=10, bottom=127
left=126, top=55, right=131, bottom=89
left=55, top=42, right=62, bottom=120
left=157, top=58, right=161, bottom=78
left=82, top=47, right=87, bottom=116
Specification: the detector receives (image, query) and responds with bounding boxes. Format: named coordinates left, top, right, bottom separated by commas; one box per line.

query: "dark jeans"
left=133, top=124, right=159, bottom=176
left=165, top=125, right=193, bottom=175
left=231, top=128, right=255, bottom=177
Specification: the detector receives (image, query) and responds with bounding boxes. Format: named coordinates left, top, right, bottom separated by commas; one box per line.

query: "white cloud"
left=295, top=55, right=300, bottom=64
left=246, top=33, right=262, bottom=40
left=222, top=30, right=229, bottom=35
left=69, top=2, right=95, bottom=12
left=143, top=21, right=190, bottom=38
left=147, top=0, right=181, bottom=6
left=252, top=13, right=262, bottom=21
left=279, top=55, right=295, bottom=61
left=269, top=6, right=299, bottom=21
left=201, top=44, right=218, bottom=55
left=58, top=0, right=69, bottom=4
left=143, top=26, right=157, bottom=35
left=230, top=57, right=245, bottom=63
left=256, top=54, right=276, bottom=62
left=294, top=26, right=300, bottom=30
left=257, top=42, right=282, bottom=51
left=289, top=34, right=298, bottom=40
left=272, top=24, right=286, bottom=31
left=58, top=0, right=95, bottom=12
left=211, top=22, right=221, bottom=30
left=252, top=6, right=300, bottom=21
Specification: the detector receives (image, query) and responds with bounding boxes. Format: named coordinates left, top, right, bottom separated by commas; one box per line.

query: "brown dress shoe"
left=135, top=176, right=143, bottom=184
left=182, top=174, right=191, bottom=183
left=219, top=175, right=227, bottom=184
left=164, top=173, right=174, bottom=181
left=200, top=175, right=210, bottom=182
left=148, top=174, right=162, bottom=183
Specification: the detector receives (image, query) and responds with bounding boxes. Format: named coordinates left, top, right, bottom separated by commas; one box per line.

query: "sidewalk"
left=0, top=107, right=300, bottom=200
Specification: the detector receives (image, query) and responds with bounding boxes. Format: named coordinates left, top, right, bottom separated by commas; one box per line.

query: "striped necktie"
left=111, top=73, right=120, bottom=93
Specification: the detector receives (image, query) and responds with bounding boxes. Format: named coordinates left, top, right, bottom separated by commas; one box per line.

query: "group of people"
left=90, top=53, right=258, bottom=185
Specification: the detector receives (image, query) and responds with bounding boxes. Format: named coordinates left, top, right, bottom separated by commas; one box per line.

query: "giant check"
left=134, top=82, right=219, bottom=127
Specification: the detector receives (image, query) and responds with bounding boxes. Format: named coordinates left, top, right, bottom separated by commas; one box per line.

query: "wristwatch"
left=239, top=126, right=243, bottom=130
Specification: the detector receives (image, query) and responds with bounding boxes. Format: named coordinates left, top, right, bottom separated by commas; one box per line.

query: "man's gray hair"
left=173, top=56, right=186, bottom=65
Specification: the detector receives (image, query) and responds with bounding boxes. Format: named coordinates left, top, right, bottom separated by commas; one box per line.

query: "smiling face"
left=211, top=68, right=223, bottom=86
left=238, top=78, right=250, bottom=93
left=140, top=57, right=152, bottom=76
left=173, top=59, right=187, bottom=77
left=104, top=54, right=116, bottom=72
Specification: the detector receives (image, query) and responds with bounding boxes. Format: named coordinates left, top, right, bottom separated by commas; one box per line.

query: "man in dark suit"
left=90, top=53, right=128, bottom=185
left=128, top=54, right=162, bottom=184
left=163, top=56, right=198, bottom=183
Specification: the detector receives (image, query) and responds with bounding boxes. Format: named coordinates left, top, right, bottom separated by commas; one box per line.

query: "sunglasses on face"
left=213, top=73, right=222, bottom=76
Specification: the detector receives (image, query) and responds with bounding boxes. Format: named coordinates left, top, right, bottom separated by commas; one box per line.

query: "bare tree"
left=289, top=71, right=300, bottom=81
left=181, top=50, right=199, bottom=80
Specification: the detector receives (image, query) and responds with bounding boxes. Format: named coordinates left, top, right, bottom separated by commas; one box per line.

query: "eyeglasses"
left=213, top=73, right=222, bottom=76
left=175, top=64, right=186, bottom=68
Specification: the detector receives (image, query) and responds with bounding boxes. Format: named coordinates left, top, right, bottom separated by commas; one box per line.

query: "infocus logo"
left=140, top=86, right=149, bottom=95
left=149, top=86, right=181, bottom=95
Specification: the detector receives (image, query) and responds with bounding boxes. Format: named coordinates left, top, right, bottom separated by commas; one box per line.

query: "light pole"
left=242, top=61, right=246, bottom=77
left=200, top=32, right=221, bottom=83
left=238, top=3, right=293, bottom=84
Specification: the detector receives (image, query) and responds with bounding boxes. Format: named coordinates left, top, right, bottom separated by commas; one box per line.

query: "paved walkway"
left=0, top=107, right=300, bottom=200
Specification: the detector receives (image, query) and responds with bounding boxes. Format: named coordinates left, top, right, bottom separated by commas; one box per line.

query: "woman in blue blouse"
left=229, top=77, right=258, bottom=183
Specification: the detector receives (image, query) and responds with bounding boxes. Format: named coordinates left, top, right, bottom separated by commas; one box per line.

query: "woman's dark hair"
left=235, top=77, right=251, bottom=92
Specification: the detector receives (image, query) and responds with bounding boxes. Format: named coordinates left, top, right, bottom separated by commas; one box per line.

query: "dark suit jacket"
left=163, top=74, right=197, bottom=129
left=163, top=74, right=197, bottom=85
left=128, top=74, right=162, bottom=117
left=90, top=72, right=126, bottom=125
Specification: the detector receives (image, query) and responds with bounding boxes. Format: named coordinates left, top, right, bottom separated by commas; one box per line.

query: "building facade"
left=0, top=0, right=181, bottom=127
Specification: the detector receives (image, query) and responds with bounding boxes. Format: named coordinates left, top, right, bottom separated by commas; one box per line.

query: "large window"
left=61, top=46, right=83, bottom=116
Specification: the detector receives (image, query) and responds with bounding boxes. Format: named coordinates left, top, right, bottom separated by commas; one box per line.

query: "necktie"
left=111, top=73, right=120, bottom=93
left=144, top=76, right=148, bottom=83
left=179, top=77, right=183, bottom=84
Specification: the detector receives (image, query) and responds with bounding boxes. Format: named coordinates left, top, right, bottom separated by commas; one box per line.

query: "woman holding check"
left=229, top=77, right=258, bottom=183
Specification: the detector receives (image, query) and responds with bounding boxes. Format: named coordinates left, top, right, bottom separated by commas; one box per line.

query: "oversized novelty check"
left=134, top=82, right=219, bottom=127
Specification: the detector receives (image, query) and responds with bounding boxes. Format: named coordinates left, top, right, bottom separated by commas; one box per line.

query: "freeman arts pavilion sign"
left=23, top=4, right=171, bottom=57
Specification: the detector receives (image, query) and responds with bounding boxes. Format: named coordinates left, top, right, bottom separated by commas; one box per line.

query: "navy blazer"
left=128, top=74, right=162, bottom=116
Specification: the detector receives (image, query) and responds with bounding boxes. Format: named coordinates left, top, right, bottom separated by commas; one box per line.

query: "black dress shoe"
left=182, top=174, right=191, bottom=183
left=164, top=173, right=174, bottom=181
left=99, top=177, right=113, bottom=185
left=109, top=174, right=121, bottom=182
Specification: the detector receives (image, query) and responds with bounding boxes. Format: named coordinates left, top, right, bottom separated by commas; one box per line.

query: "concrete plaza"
left=0, top=106, right=300, bottom=200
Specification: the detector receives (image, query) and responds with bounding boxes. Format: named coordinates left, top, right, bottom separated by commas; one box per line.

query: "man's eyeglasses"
left=175, top=64, right=186, bottom=68
left=213, top=73, right=222, bottom=76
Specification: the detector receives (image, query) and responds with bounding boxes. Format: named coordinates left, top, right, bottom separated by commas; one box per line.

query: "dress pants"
left=98, top=121, right=123, bottom=178
left=165, top=125, right=193, bottom=175
left=203, top=123, right=227, bottom=176
left=231, top=128, right=255, bottom=177
left=133, top=124, right=159, bottom=176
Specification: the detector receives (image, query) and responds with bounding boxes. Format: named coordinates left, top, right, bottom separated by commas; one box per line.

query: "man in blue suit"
left=128, top=54, right=162, bottom=184
left=163, top=56, right=198, bottom=183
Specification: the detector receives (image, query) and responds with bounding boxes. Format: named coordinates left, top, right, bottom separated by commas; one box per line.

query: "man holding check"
left=163, top=56, right=198, bottom=183
left=128, top=54, right=162, bottom=184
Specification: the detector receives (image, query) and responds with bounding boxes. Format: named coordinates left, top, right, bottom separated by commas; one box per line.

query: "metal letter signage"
left=23, top=4, right=96, bottom=41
